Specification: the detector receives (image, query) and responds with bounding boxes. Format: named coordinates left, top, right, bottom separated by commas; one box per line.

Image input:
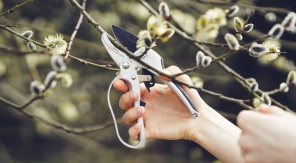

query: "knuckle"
left=123, top=110, right=134, bottom=125
left=123, top=107, right=141, bottom=125
left=119, top=93, right=131, bottom=110
left=238, top=134, right=254, bottom=151
left=128, top=125, right=139, bottom=141
left=237, top=110, right=252, bottom=126
left=167, top=65, right=182, bottom=73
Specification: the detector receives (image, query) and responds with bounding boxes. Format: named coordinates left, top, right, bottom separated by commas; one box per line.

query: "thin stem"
left=68, top=55, right=119, bottom=71
left=195, top=0, right=290, bottom=14
left=70, top=0, right=252, bottom=109
left=239, top=10, right=254, bottom=35
left=0, top=73, right=117, bottom=135
left=213, top=34, right=270, bottom=61
left=0, top=0, right=34, bottom=17
left=64, top=0, right=87, bottom=60
left=3, top=101, right=117, bottom=134
left=170, top=16, right=228, bottom=48
left=3, top=25, right=18, bottom=28
left=171, top=66, right=200, bottom=78
left=23, top=111, right=117, bottom=135
left=0, top=77, right=58, bottom=110
left=138, top=0, right=292, bottom=111
left=174, top=79, right=253, bottom=110
left=0, top=25, right=46, bottom=47
left=69, top=0, right=106, bottom=34
left=0, top=25, right=118, bottom=71
left=193, top=41, right=228, bottom=47
left=0, top=44, right=48, bottom=56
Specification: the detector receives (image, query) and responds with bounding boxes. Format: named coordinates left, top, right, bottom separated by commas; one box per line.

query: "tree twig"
left=64, top=0, right=87, bottom=60
left=0, top=44, right=48, bottom=56
left=0, top=0, right=34, bottom=17
left=238, top=10, right=255, bottom=35
left=138, top=0, right=292, bottom=112
left=69, top=0, right=253, bottom=110
left=0, top=78, right=117, bottom=135
left=195, top=0, right=291, bottom=14
left=0, top=25, right=119, bottom=71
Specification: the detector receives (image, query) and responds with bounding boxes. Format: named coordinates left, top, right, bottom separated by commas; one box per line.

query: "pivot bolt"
left=122, top=62, right=130, bottom=69
left=131, top=75, right=136, bottom=80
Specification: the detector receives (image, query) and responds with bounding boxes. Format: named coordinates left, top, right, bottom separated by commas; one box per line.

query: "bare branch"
left=138, top=0, right=293, bottom=112
left=0, top=0, right=34, bottom=17
left=68, top=0, right=256, bottom=110
left=195, top=0, right=291, bottom=14
left=0, top=44, right=48, bottom=56
left=0, top=25, right=119, bottom=71
left=64, top=0, right=87, bottom=60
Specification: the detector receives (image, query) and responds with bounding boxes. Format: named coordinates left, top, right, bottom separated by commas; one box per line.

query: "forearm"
left=193, top=105, right=243, bottom=163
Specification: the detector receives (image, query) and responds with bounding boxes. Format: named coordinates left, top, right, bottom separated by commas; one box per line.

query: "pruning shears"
left=101, top=25, right=199, bottom=149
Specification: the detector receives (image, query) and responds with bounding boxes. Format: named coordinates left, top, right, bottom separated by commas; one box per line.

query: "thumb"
left=258, top=104, right=284, bottom=115
left=159, top=69, right=171, bottom=81
left=161, top=66, right=193, bottom=85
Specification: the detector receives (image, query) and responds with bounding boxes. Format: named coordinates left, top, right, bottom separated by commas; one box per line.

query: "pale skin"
left=238, top=105, right=296, bottom=163
left=113, top=66, right=296, bottom=163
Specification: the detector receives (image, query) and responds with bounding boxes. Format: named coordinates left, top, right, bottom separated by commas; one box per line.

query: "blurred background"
left=0, top=0, right=295, bottom=162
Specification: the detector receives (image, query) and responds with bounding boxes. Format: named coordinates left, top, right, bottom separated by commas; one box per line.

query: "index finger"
left=113, top=79, right=129, bottom=92
left=113, top=79, right=148, bottom=97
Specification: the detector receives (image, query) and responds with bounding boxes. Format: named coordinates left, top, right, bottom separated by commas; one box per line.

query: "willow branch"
left=69, top=0, right=253, bottom=110
left=0, top=25, right=46, bottom=47
left=0, top=44, right=48, bottom=56
left=174, top=79, right=252, bottom=110
left=0, top=81, right=117, bottom=134
left=24, top=109, right=116, bottom=135
left=193, top=40, right=228, bottom=47
left=11, top=106, right=116, bottom=135
left=0, top=0, right=34, bottom=17
left=138, top=0, right=291, bottom=111
left=238, top=10, right=254, bottom=35
left=0, top=76, right=58, bottom=111
left=265, top=84, right=291, bottom=95
left=64, top=0, right=87, bottom=60
left=0, top=25, right=118, bottom=71
left=195, top=0, right=290, bottom=14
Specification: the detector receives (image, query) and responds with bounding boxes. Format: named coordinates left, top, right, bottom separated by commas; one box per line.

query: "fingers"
left=237, top=110, right=259, bottom=130
left=114, top=79, right=148, bottom=96
left=258, top=104, right=284, bottom=115
left=129, top=123, right=142, bottom=141
left=119, top=90, right=138, bottom=110
left=238, top=132, right=256, bottom=151
left=113, top=79, right=129, bottom=92
left=122, top=106, right=145, bottom=125
left=162, top=65, right=193, bottom=85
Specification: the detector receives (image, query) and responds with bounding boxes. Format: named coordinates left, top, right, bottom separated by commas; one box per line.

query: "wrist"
left=181, top=100, right=211, bottom=141
left=189, top=104, right=243, bottom=163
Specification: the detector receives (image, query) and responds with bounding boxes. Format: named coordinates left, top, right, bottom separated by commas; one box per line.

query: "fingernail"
left=137, top=107, right=144, bottom=114
left=129, top=91, right=135, bottom=100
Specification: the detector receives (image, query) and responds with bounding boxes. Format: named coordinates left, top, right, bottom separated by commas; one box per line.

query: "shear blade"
left=112, top=25, right=139, bottom=53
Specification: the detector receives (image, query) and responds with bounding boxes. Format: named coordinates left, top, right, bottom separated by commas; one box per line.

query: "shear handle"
left=160, top=78, right=199, bottom=118
left=135, top=49, right=199, bottom=118
left=107, top=64, right=145, bottom=149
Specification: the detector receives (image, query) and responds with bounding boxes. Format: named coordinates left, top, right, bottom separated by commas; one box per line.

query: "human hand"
left=238, top=104, right=296, bottom=163
left=113, top=66, right=208, bottom=141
